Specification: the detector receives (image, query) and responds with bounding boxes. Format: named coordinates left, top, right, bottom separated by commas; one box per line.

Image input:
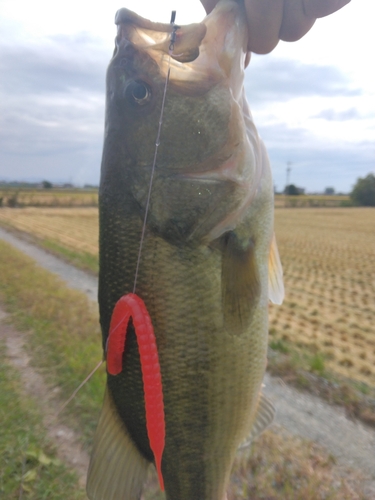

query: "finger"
left=200, top=0, right=217, bottom=15
left=303, top=0, right=351, bottom=19
left=279, top=0, right=316, bottom=42
left=245, top=0, right=284, bottom=54
left=280, top=0, right=350, bottom=42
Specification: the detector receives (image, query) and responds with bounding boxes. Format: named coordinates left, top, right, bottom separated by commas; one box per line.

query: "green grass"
left=269, top=338, right=290, bottom=354
left=0, top=341, right=85, bottom=499
left=309, top=353, right=326, bottom=376
left=0, top=238, right=371, bottom=498
left=142, top=427, right=367, bottom=500
left=0, top=239, right=105, bottom=447
left=41, top=239, right=98, bottom=274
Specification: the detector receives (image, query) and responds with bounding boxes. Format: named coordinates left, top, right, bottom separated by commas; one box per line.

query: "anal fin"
left=239, top=393, right=275, bottom=450
left=268, top=233, right=284, bottom=305
left=87, top=388, right=149, bottom=500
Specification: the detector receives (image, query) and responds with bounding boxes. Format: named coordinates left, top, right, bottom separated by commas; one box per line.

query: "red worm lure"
left=106, top=293, right=165, bottom=491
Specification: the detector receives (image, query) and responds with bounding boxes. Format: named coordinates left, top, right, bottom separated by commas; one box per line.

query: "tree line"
left=283, top=172, right=375, bottom=207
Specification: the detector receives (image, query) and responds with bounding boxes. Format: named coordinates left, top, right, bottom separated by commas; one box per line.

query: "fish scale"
left=144, top=238, right=232, bottom=498
left=101, top=213, right=269, bottom=498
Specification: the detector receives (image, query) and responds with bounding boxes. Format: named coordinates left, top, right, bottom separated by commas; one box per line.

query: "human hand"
left=201, top=0, right=351, bottom=54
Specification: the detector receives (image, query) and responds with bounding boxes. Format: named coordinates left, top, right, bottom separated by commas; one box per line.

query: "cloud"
left=0, top=33, right=110, bottom=184
left=257, top=122, right=374, bottom=193
left=244, top=56, right=361, bottom=104
left=242, top=56, right=374, bottom=192
left=0, top=31, right=372, bottom=191
left=312, top=107, right=361, bottom=121
left=0, top=33, right=109, bottom=95
left=1, top=90, right=104, bottom=153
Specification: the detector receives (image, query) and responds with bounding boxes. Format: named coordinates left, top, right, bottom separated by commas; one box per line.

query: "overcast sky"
left=0, top=0, right=374, bottom=193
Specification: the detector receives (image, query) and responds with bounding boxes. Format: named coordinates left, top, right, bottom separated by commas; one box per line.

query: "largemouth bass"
left=87, top=1, right=284, bottom=499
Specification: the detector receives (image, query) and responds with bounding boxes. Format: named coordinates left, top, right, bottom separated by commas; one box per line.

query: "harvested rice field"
left=270, top=208, right=375, bottom=386
left=0, top=207, right=98, bottom=255
left=0, top=206, right=374, bottom=386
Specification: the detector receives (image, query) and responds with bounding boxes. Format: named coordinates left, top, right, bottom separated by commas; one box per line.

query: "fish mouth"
left=181, top=153, right=240, bottom=184
left=136, top=153, right=241, bottom=186
left=114, top=1, right=248, bottom=93
left=177, top=142, right=250, bottom=187
left=115, top=8, right=207, bottom=63
left=137, top=144, right=247, bottom=188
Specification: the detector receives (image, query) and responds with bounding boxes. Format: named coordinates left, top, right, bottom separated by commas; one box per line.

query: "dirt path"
left=1, top=226, right=374, bottom=493
left=0, top=227, right=98, bottom=302
left=0, top=306, right=90, bottom=489
left=263, top=373, right=375, bottom=476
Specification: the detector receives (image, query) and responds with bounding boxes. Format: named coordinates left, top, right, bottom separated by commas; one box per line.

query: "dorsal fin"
left=87, top=388, right=149, bottom=500
left=268, top=233, right=284, bottom=305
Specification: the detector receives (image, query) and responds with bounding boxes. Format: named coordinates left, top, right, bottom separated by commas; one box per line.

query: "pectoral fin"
left=221, top=232, right=260, bottom=335
left=239, top=393, right=275, bottom=449
left=86, top=388, right=149, bottom=500
left=268, top=233, right=284, bottom=305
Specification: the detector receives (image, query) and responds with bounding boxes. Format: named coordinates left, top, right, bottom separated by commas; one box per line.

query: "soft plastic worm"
left=106, top=293, right=165, bottom=491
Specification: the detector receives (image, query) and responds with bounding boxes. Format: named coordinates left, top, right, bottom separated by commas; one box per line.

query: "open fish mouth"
left=113, top=0, right=249, bottom=93
left=115, top=8, right=207, bottom=64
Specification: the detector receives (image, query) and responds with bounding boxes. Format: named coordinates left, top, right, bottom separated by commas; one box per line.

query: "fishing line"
left=55, top=360, right=104, bottom=416
left=132, top=13, right=178, bottom=294
left=54, top=14, right=178, bottom=416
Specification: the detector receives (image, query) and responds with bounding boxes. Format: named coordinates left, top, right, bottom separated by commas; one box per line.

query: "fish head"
left=101, top=0, right=265, bottom=244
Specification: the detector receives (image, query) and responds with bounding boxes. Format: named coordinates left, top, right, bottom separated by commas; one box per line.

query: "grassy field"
left=1, top=205, right=374, bottom=387
left=274, top=194, right=351, bottom=208
left=0, top=239, right=368, bottom=499
left=0, top=188, right=98, bottom=208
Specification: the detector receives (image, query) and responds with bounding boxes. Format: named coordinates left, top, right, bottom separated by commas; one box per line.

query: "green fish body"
left=87, top=1, right=284, bottom=499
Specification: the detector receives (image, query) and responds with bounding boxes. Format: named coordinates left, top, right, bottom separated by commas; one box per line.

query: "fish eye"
left=125, top=80, right=151, bottom=106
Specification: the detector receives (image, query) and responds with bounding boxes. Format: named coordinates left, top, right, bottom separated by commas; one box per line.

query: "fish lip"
left=115, top=8, right=172, bottom=33
left=136, top=148, right=242, bottom=186
left=178, top=150, right=243, bottom=185
left=174, top=177, right=223, bottom=185
left=132, top=164, right=223, bottom=185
